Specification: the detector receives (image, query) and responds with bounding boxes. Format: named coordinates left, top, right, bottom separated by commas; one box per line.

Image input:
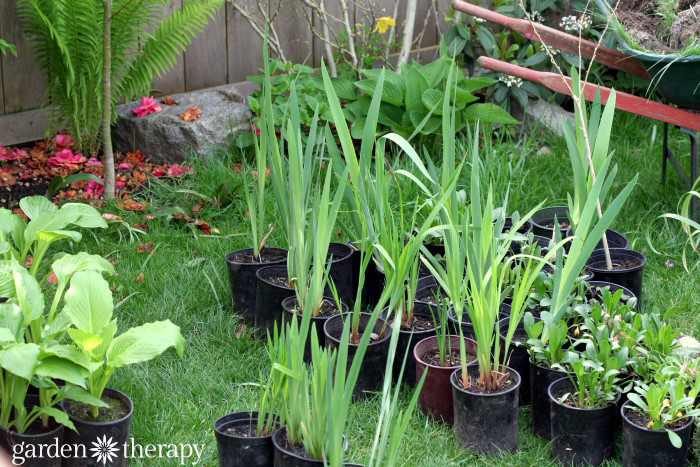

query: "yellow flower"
left=374, top=16, right=396, bottom=34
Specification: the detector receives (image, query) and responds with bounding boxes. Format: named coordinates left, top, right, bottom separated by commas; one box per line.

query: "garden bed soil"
left=64, top=395, right=129, bottom=423
left=421, top=349, right=461, bottom=366
left=228, top=249, right=287, bottom=264
left=615, top=0, right=700, bottom=53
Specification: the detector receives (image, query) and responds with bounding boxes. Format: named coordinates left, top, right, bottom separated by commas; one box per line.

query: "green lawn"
left=76, top=111, right=700, bottom=466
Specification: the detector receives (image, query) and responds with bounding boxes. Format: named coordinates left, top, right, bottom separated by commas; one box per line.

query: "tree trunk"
left=397, top=0, right=417, bottom=72
left=102, top=0, right=115, bottom=199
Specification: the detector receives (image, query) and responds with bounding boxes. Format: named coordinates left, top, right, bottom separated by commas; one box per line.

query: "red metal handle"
left=477, top=56, right=700, bottom=132
left=453, top=0, right=649, bottom=80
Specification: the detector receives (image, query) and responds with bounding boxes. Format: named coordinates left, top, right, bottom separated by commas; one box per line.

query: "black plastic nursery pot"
left=549, top=377, right=620, bottom=466
left=255, top=265, right=294, bottom=337
left=271, top=427, right=358, bottom=467
left=324, top=312, right=392, bottom=399
left=531, top=206, right=570, bottom=238
left=621, top=401, right=694, bottom=467
left=588, top=280, right=638, bottom=307
left=585, top=249, right=646, bottom=304
left=0, top=397, right=64, bottom=467
left=61, top=388, right=134, bottom=467
left=509, top=234, right=553, bottom=257
left=214, top=411, right=277, bottom=467
left=504, top=216, right=534, bottom=234
left=381, top=303, right=438, bottom=386
left=413, top=335, right=477, bottom=424
left=565, top=228, right=629, bottom=252
left=326, top=243, right=354, bottom=308
left=347, top=243, right=385, bottom=309
left=423, top=241, right=445, bottom=257
left=282, top=295, right=349, bottom=361
left=499, top=317, right=532, bottom=405
left=414, top=283, right=449, bottom=306
left=451, top=365, right=521, bottom=454
left=448, top=304, right=511, bottom=340
left=530, top=359, right=570, bottom=439
left=225, top=247, right=287, bottom=321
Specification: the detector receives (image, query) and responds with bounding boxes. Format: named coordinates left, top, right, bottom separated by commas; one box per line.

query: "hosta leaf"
left=63, top=271, right=113, bottom=334
left=19, top=196, right=57, bottom=220
left=421, top=89, right=444, bottom=115
left=52, top=252, right=114, bottom=285
left=463, top=103, right=520, bottom=124
left=35, top=356, right=89, bottom=387
left=0, top=343, right=40, bottom=380
left=106, top=320, right=184, bottom=368
left=60, top=203, right=107, bottom=229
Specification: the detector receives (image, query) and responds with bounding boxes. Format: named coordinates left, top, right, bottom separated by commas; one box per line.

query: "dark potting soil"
left=401, top=314, right=435, bottom=332
left=456, top=373, right=516, bottom=394
left=0, top=178, right=50, bottom=209
left=21, top=418, right=59, bottom=435
left=259, top=269, right=291, bottom=288
left=625, top=408, right=690, bottom=430
left=589, top=256, right=643, bottom=271
left=223, top=422, right=256, bottom=438
left=615, top=0, right=700, bottom=53
left=543, top=220, right=570, bottom=230
left=280, top=431, right=320, bottom=460
left=229, top=249, right=286, bottom=264
left=553, top=387, right=612, bottom=409
left=422, top=349, right=461, bottom=367
left=292, top=299, right=341, bottom=318
left=64, top=395, right=129, bottom=423
left=416, top=289, right=449, bottom=305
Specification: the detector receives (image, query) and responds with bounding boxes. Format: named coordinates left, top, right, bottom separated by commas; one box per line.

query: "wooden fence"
left=0, top=0, right=450, bottom=145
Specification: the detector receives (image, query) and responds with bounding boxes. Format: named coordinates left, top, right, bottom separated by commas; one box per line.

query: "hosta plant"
left=63, top=268, right=184, bottom=418
left=0, top=197, right=106, bottom=277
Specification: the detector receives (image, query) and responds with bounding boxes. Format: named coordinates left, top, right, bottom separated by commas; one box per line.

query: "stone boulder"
left=113, top=84, right=252, bottom=164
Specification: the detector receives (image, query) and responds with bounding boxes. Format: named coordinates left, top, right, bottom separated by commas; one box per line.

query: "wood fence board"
left=227, top=0, right=265, bottom=83
left=0, top=53, right=5, bottom=115
left=185, top=6, right=228, bottom=90
left=0, top=1, right=46, bottom=114
left=151, top=0, right=186, bottom=96
left=312, top=1, right=351, bottom=68
left=271, top=1, right=314, bottom=66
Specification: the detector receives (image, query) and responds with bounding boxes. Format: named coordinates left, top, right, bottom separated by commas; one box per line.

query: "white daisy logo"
left=90, top=435, right=120, bottom=465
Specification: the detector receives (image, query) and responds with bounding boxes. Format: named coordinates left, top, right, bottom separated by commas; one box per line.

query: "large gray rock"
left=522, top=98, right=575, bottom=138
left=113, top=84, right=251, bottom=163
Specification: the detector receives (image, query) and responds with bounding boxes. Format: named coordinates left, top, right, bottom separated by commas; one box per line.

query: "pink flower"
left=102, top=213, right=122, bottom=221
left=85, top=179, right=105, bottom=199
left=48, top=149, right=86, bottom=169
left=55, top=134, right=74, bottom=150
left=167, top=164, right=192, bottom=177
left=116, top=181, right=126, bottom=190
left=252, top=123, right=261, bottom=136
left=117, top=162, right=133, bottom=170
left=251, top=168, right=270, bottom=178
left=0, top=146, right=28, bottom=162
left=132, top=97, right=162, bottom=118
left=86, top=158, right=103, bottom=167
left=47, top=273, right=57, bottom=285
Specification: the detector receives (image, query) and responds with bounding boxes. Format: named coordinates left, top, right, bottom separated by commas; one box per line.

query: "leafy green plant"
left=0, top=196, right=107, bottom=276
left=17, top=0, right=225, bottom=150
left=660, top=178, right=700, bottom=270
left=0, top=254, right=113, bottom=434
left=242, top=124, right=272, bottom=260
left=63, top=267, right=184, bottom=418
left=627, top=381, right=700, bottom=448
left=430, top=299, right=452, bottom=366
left=0, top=38, right=16, bottom=57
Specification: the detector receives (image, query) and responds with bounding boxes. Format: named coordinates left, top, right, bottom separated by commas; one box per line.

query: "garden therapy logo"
left=10, top=437, right=206, bottom=465
left=90, top=435, right=120, bottom=464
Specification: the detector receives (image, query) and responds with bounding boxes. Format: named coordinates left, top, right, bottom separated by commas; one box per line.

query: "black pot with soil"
left=347, top=243, right=385, bottom=309
left=0, top=395, right=64, bottom=467
left=621, top=400, right=694, bottom=467
left=585, top=248, right=646, bottom=304
left=414, top=283, right=449, bottom=306
left=530, top=359, right=570, bottom=438
left=271, top=427, right=358, bottom=466
left=414, top=335, right=477, bottom=424
left=324, top=312, right=392, bottom=398
left=531, top=206, right=570, bottom=238
left=381, top=303, right=438, bottom=386
left=60, top=388, right=134, bottom=467
left=255, top=265, right=294, bottom=337
left=282, top=295, right=349, bottom=361
left=549, top=377, right=620, bottom=466
left=499, top=317, right=532, bottom=405
left=214, top=411, right=278, bottom=467
left=587, top=280, right=638, bottom=307
left=326, top=243, right=354, bottom=308
left=565, top=228, right=629, bottom=252
left=225, top=247, right=287, bottom=321
left=504, top=217, right=533, bottom=235
left=451, top=365, right=521, bottom=454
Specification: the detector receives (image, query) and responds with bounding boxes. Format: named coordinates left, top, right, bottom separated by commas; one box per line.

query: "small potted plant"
left=59, top=266, right=184, bottom=466
left=548, top=325, right=629, bottom=466
left=622, top=381, right=699, bottom=466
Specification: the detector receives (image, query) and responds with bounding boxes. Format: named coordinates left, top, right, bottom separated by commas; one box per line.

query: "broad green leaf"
left=63, top=271, right=113, bottom=334
left=68, top=328, right=104, bottom=354
left=19, top=196, right=57, bottom=220
left=36, top=230, right=82, bottom=244
left=39, top=406, right=76, bottom=432
left=52, top=252, right=114, bottom=285
left=35, top=356, right=89, bottom=387
left=56, top=385, right=108, bottom=408
left=461, top=77, right=497, bottom=92
left=405, top=67, right=428, bottom=112
left=355, top=79, right=403, bottom=106
left=60, top=203, right=107, bottom=229
left=41, top=343, right=102, bottom=372
left=422, top=89, right=445, bottom=115
left=418, top=57, right=446, bottom=87
left=106, top=320, right=184, bottom=368
left=330, top=77, right=357, bottom=101
left=0, top=328, right=15, bottom=342
left=12, top=263, right=44, bottom=324
left=0, top=303, right=21, bottom=338
left=667, top=429, right=682, bottom=448
left=0, top=343, right=39, bottom=380
left=464, top=103, right=520, bottom=124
